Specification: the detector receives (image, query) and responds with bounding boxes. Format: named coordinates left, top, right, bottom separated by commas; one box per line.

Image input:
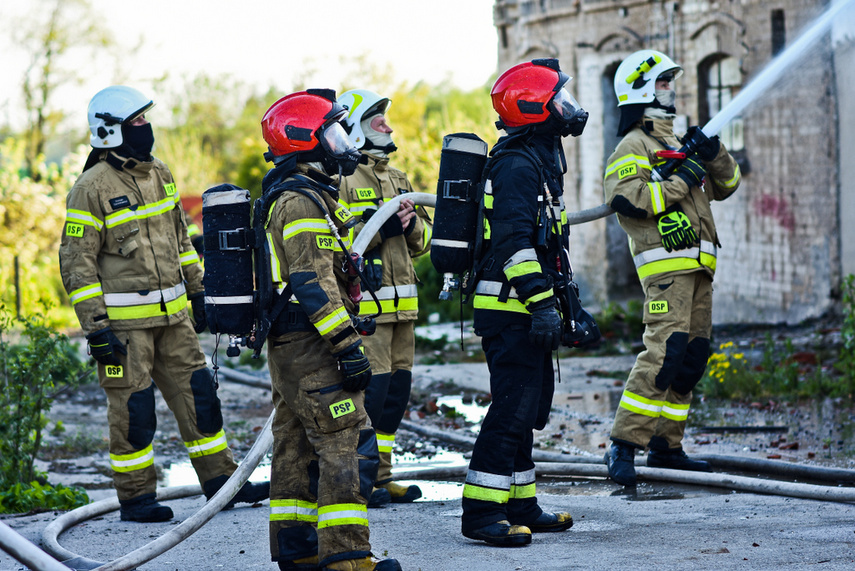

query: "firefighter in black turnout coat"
left=461, top=59, right=589, bottom=547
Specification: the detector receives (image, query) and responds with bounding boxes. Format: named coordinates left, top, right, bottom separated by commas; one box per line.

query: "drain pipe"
left=41, top=413, right=274, bottom=571
left=0, top=520, right=71, bottom=571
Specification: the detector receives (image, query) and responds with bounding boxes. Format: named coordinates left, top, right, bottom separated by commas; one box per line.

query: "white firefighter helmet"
left=87, top=85, right=155, bottom=148
left=614, top=50, right=683, bottom=107
left=337, top=89, right=390, bottom=149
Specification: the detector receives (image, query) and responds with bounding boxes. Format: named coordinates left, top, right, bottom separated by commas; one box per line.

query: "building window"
left=772, top=10, right=786, bottom=56
left=699, top=55, right=745, bottom=153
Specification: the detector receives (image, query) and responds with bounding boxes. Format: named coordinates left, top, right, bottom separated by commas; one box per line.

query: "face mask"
left=121, top=123, right=155, bottom=160
left=655, top=89, right=676, bottom=110
left=361, top=116, right=397, bottom=156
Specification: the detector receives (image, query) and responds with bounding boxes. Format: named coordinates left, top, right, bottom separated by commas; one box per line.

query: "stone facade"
left=492, top=0, right=854, bottom=324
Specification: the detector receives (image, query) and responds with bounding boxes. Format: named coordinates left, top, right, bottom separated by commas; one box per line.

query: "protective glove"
left=335, top=344, right=372, bottom=392
left=378, top=213, right=405, bottom=240
left=682, top=126, right=721, bottom=162
left=673, top=154, right=706, bottom=188
left=86, top=327, right=127, bottom=366
left=189, top=292, right=208, bottom=334
left=527, top=298, right=562, bottom=352
left=657, top=205, right=698, bottom=252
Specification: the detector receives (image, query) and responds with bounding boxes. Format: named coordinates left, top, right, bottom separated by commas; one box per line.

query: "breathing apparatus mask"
left=318, top=119, right=361, bottom=177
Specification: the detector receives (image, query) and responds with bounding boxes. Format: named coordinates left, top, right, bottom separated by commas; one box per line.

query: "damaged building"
left=492, top=0, right=855, bottom=324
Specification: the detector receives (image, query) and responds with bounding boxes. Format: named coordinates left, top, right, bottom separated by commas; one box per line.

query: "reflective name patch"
left=355, top=188, right=376, bottom=200
left=334, top=207, right=354, bottom=224
left=649, top=300, right=669, bottom=314
left=105, top=365, right=124, bottom=378
left=330, top=398, right=355, bottom=419
left=316, top=235, right=336, bottom=250
left=163, top=183, right=176, bottom=196
left=66, top=223, right=84, bottom=237
left=618, top=164, right=637, bottom=179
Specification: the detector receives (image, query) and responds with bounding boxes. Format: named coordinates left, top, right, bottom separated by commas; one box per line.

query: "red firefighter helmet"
left=261, top=89, right=349, bottom=158
left=491, top=58, right=585, bottom=133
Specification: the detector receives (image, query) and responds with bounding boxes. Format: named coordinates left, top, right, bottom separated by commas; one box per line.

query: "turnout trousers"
left=610, top=271, right=713, bottom=451
left=362, top=321, right=415, bottom=484
left=267, top=331, right=378, bottom=567
left=461, top=326, right=554, bottom=531
left=99, top=319, right=237, bottom=502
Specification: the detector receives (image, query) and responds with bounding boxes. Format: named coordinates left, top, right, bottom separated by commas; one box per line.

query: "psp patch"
left=334, top=206, right=354, bottom=224
left=649, top=300, right=669, bottom=314
left=316, top=235, right=336, bottom=250
left=330, top=398, right=355, bottom=419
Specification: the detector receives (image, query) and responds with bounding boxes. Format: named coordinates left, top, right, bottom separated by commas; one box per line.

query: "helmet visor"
left=320, top=121, right=359, bottom=159
left=550, top=87, right=583, bottom=122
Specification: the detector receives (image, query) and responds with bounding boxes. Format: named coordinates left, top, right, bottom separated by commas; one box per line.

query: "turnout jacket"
left=59, top=151, right=202, bottom=334
left=473, top=133, right=570, bottom=335
left=604, top=118, right=741, bottom=287
left=339, top=153, right=432, bottom=323
left=262, top=163, right=362, bottom=355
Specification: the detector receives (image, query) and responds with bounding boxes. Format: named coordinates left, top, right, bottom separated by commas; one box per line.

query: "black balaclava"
left=120, top=123, right=155, bottom=161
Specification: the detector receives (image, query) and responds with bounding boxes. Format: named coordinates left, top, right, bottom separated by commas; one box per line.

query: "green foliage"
left=0, top=481, right=89, bottom=514
left=0, top=306, right=90, bottom=512
left=836, top=274, right=855, bottom=387
left=0, top=138, right=84, bottom=328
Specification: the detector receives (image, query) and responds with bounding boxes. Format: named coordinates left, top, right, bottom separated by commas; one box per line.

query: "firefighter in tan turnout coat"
left=59, top=85, right=268, bottom=522
left=602, top=51, right=742, bottom=487
left=337, top=89, right=432, bottom=507
left=259, top=89, right=402, bottom=571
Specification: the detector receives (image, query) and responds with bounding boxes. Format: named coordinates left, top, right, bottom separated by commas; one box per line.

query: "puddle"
left=162, top=458, right=271, bottom=488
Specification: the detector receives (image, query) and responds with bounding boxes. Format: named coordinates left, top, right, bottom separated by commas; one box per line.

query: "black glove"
left=682, top=126, right=720, bottom=162
left=674, top=154, right=706, bottom=188
left=378, top=213, right=405, bottom=240
left=86, top=327, right=127, bottom=366
left=657, top=205, right=698, bottom=252
left=527, top=298, right=562, bottom=352
left=336, top=344, right=372, bottom=392
left=189, top=292, right=207, bottom=333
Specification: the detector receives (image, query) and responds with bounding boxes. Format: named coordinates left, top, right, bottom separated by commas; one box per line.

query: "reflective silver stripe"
left=205, top=295, right=254, bottom=305
left=432, top=238, right=469, bottom=249
left=483, top=179, right=493, bottom=195
left=103, top=283, right=186, bottom=306
left=504, top=248, right=539, bottom=268
left=465, top=469, right=512, bottom=488
left=632, top=240, right=717, bottom=268
left=474, top=280, right=519, bottom=298
left=513, top=468, right=536, bottom=485
left=202, top=188, right=250, bottom=207
left=372, top=284, right=419, bottom=300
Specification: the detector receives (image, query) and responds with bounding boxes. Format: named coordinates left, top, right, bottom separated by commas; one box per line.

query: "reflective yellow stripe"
left=473, top=294, right=528, bottom=314
left=618, top=390, right=663, bottom=418
left=526, top=290, right=552, bottom=305
left=270, top=499, right=318, bottom=522
left=282, top=218, right=329, bottom=240
left=184, top=429, right=228, bottom=458
left=510, top=483, right=536, bottom=499
left=315, top=307, right=350, bottom=335
left=69, top=283, right=103, bottom=305
left=661, top=402, right=690, bottom=421
left=637, top=257, right=702, bottom=279
left=266, top=231, right=282, bottom=283
left=715, top=164, right=741, bottom=189
left=504, top=260, right=542, bottom=280
left=187, top=223, right=200, bottom=237
left=648, top=181, right=665, bottom=214
left=180, top=250, right=200, bottom=266
left=605, top=154, right=651, bottom=177
left=104, top=195, right=178, bottom=228
left=66, top=208, right=104, bottom=231
left=317, top=503, right=368, bottom=528
left=359, top=296, right=418, bottom=316
left=340, top=201, right=375, bottom=215
left=110, top=445, right=154, bottom=473
left=106, top=293, right=188, bottom=320
left=462, top=483, right=510, bottom=503
left=376, top=432, right=395, bottom=454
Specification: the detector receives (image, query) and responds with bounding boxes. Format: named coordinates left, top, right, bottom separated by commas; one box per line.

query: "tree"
left=11, top=0, right=113, bottom=178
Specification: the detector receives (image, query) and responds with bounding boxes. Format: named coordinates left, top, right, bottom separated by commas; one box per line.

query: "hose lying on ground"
left=41, top=413, right=274, bottom=571
left=0, top=520, right=71, bottom=571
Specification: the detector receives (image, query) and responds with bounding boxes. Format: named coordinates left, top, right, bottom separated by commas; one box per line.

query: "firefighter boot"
left=119, top=493, right=173, bottom=523
left=462, top=520, right=532, bottom=547
left=367, top=487, right=391, bottom=508
left=323, top=555, right=402, bottom=570
left=524, top=511, right=574, bottom=532
left=380, top=481, right=422, bottom=503
left=278, top=555, right=320, bottom=570
left=203, top=474, right=271, bottom=509
left=647, top=448, right=712, bottom=472
left=604, top=442, right=637, bottom=487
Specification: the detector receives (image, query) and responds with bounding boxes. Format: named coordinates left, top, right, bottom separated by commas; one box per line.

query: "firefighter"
left=462, top=59, right=588, bottom=547
left=259, top=89, right=401, bottom=571
left=59, top=85, right=269, bottom=522
left=603, top=50, right=742, bottom=486
left=337, top=89, right=432, bottom=507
